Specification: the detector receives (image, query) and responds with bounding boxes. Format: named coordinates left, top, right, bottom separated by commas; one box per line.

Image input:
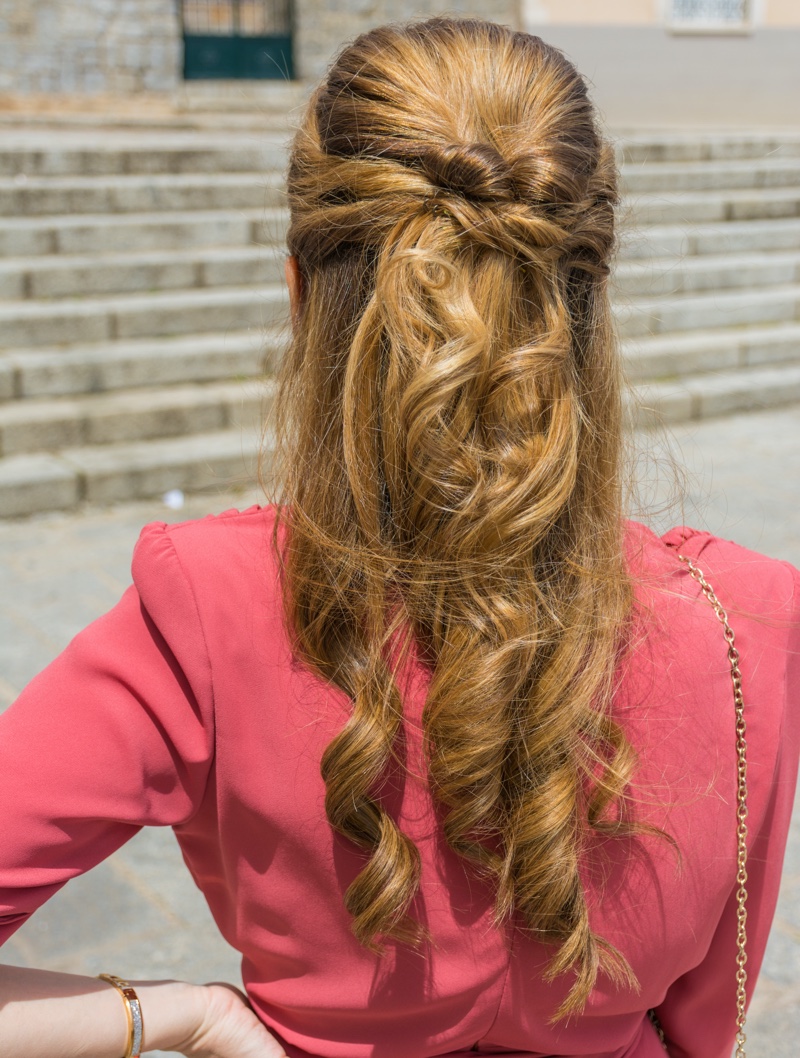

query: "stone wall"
left=0, top=1, right=521, bottom=95
left=0, top=0, right=181, bottom=94
left=290, top=0, right=521, bottom=79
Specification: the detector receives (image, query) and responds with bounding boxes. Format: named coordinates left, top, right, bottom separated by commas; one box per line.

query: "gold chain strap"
left=677, top=555, right=750, bottom=1057
left=648, top=554, right=749, bottom=1055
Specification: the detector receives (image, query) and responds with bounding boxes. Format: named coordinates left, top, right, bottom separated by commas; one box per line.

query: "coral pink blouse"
left=1, top=506, right=799, bottom=1058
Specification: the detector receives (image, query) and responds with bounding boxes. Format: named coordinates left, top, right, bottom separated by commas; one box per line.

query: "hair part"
left=271, top=16, right=644, bottom=1020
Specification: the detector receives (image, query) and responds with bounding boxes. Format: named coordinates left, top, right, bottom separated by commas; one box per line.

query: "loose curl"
left=271, top=18, right=642, bottom=1019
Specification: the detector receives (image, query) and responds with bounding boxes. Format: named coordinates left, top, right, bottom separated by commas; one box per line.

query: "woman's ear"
left=285, top=254, right=304, bottom=328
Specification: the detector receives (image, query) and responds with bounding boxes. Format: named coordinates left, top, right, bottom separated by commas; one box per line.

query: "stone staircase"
left=618, top=132, right=800, bottom=422
left=0, top=119, right=799, bottom=518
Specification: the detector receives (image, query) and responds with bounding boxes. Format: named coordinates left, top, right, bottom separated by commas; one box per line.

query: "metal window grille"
left=182, top=1, right=291, bottom=37
left=669, top=0, right=750, bottom=25
left=181, top=0, right=293, bottom=78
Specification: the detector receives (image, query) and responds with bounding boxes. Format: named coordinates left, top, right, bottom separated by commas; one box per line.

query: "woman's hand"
left=176, top=981, right=288, bottom=1058
left=0, top=965, right=285, bottom=1058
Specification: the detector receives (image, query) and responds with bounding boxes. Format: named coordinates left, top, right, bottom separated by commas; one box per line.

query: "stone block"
left=29, top=254, right=198, bottom=299
left=223, top=379, right=276, bottom=438
left=251, top=209, right=290, bottom=248
left=760, top=161, right=800, bottom=188
left=0, top=301, right=112, bottom=349
left=0, top=398, right=85, bottom=457
left=690, top=366, right=800, bottom=419
left=678, top=256, right=800, bottom=293
left=82, top=70, right=108, bottom=93
left=200, top=248, right=284, bottom=288
left=728, top=191, right=800, bottom=222
left=105, top=174, right=270, bottom=214
left=85, top=387, right=227, bottom=445
left=628, top=193, right=728, bottom=227
left=13, top=351, right=96, bottom=399
left=622, top=162, right=758, bottom=196
left=742, top=326, right=800, bottom=367
left=617, top=225, right=688, bottom=261
left=0, top=358, right=16, bottom=402
left=62, top=429, right=260, bottom=505
left=623, top=332, right=741, bottom=384
left=613, top=262, right=682, bottom=299
left=112, top=71, right=140, bottom=94
left=0, top=174, right=280, bottom=220
left=620, top=138, right=707, bottom=165
left=111, top=287, right=287, bottom=340
left=618, top=253, right=800, bottom=299
left=11, top=331, right=270, bottom=400
left=0, top=268, right=25, bottom=299
left=626, top=381, right=694, bottom=428
left=690, top=219, right=800, bottom=256
left=0, top=219, right=53, bottom=258
left=612, top=300, right=660, bottom=341
left=0, top=453, right=78, bottom=518
left=709, top=136, right=800, bottom=161
left=54, top=212, right=255, bottom=256
left=0, top=181, right=102, bottom=217
left=142, top=67, right=176, bottom=94
left=631, top=288, right=799, bottom=336
left=122, top=42, right=148, bottom=67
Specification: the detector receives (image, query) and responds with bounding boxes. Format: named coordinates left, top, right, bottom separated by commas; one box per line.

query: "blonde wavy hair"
left=272, top=17, right=641, bottom=1019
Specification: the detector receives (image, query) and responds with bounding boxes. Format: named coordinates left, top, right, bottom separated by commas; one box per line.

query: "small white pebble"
left=162, top=488, right=185, bottom=510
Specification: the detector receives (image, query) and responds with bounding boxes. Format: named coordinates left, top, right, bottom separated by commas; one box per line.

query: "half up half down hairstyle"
left=273, top=17, right=644, bottom=1020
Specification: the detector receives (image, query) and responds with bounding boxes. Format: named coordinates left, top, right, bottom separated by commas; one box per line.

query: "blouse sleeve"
left=0, top=524, right=215, bottom=948
left=651, top=560, right=800, bottom=1058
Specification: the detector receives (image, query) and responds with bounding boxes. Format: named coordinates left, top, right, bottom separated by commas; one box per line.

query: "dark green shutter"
left=182, top=2, right=294, bottom=80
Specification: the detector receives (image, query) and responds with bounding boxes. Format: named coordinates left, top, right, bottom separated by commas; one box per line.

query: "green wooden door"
left=182, top=1, right=293, bottom=80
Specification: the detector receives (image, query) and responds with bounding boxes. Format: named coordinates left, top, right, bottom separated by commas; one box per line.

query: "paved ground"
left=1, top=406, right=800, bottom=1056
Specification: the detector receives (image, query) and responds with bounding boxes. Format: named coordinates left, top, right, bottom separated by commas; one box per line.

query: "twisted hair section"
left=272, top=17, right=641, bottom=1018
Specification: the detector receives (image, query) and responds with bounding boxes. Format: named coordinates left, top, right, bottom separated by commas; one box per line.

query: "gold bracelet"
left=96, top=974, right=144, bottom=1058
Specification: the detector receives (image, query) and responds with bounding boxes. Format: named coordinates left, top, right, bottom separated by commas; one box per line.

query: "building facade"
left=0, top=1, right=517, bottom=95
left=0, top=0, right=797, bottom=127
left=523, top=0, right=800, bottom=126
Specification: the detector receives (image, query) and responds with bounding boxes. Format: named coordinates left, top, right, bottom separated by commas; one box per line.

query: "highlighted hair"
left=272, top=17, right=639, bottom=1019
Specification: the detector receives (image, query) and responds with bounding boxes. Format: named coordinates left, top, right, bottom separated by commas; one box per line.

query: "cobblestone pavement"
left=1, top=407, right=800, bottom=1056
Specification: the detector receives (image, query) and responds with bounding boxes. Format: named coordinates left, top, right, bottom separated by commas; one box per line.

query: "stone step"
left=0, top=244, right=285, bottom=300
left=0, top=136, right=287, bottom=177
left=0, top=329, right=282, bottom=401
left=1, top=317, right=797, bottom=408
left=3, top=138, right=798, bottom=192
left=4, top=363, right=800, bottom=517
left=627, top=187, right=800, bottom=227
left=7, top=203, right=800, bottom=265
left=631, top=362, right=800, bottom=427
left=6, top=229, right=800, bottom=304
left=620, top=157, right=800, bottom=194
left=622, top=321, right=800, bottom=382
left=618, top=131, right=800, bottom=165
left=0, top=427, right=265, bottom=517
left=0, top=83, right=307, bottom=132
left=614, top=249, right=800, bottom=298
left=619, top=217, right=800, bottom=260
left=0, top=285, right=288, bottom=348
left=0, top=379, right=273, bottom=458
left=0, top=208, right=282, bottom=258
left=617, top=284, right=800, bottom=339
left=0, top=172, right=285, bottom=217
left=21, top=241, right=799, bottom=305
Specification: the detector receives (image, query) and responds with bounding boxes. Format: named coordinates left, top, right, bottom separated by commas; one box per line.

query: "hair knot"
left=422, top=142, right=516, bottom=203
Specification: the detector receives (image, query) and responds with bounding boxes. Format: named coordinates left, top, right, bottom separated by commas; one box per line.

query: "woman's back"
left=1, top=17, right=799, bottom=1058
left=4, top=505, right=796, bottom=1057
